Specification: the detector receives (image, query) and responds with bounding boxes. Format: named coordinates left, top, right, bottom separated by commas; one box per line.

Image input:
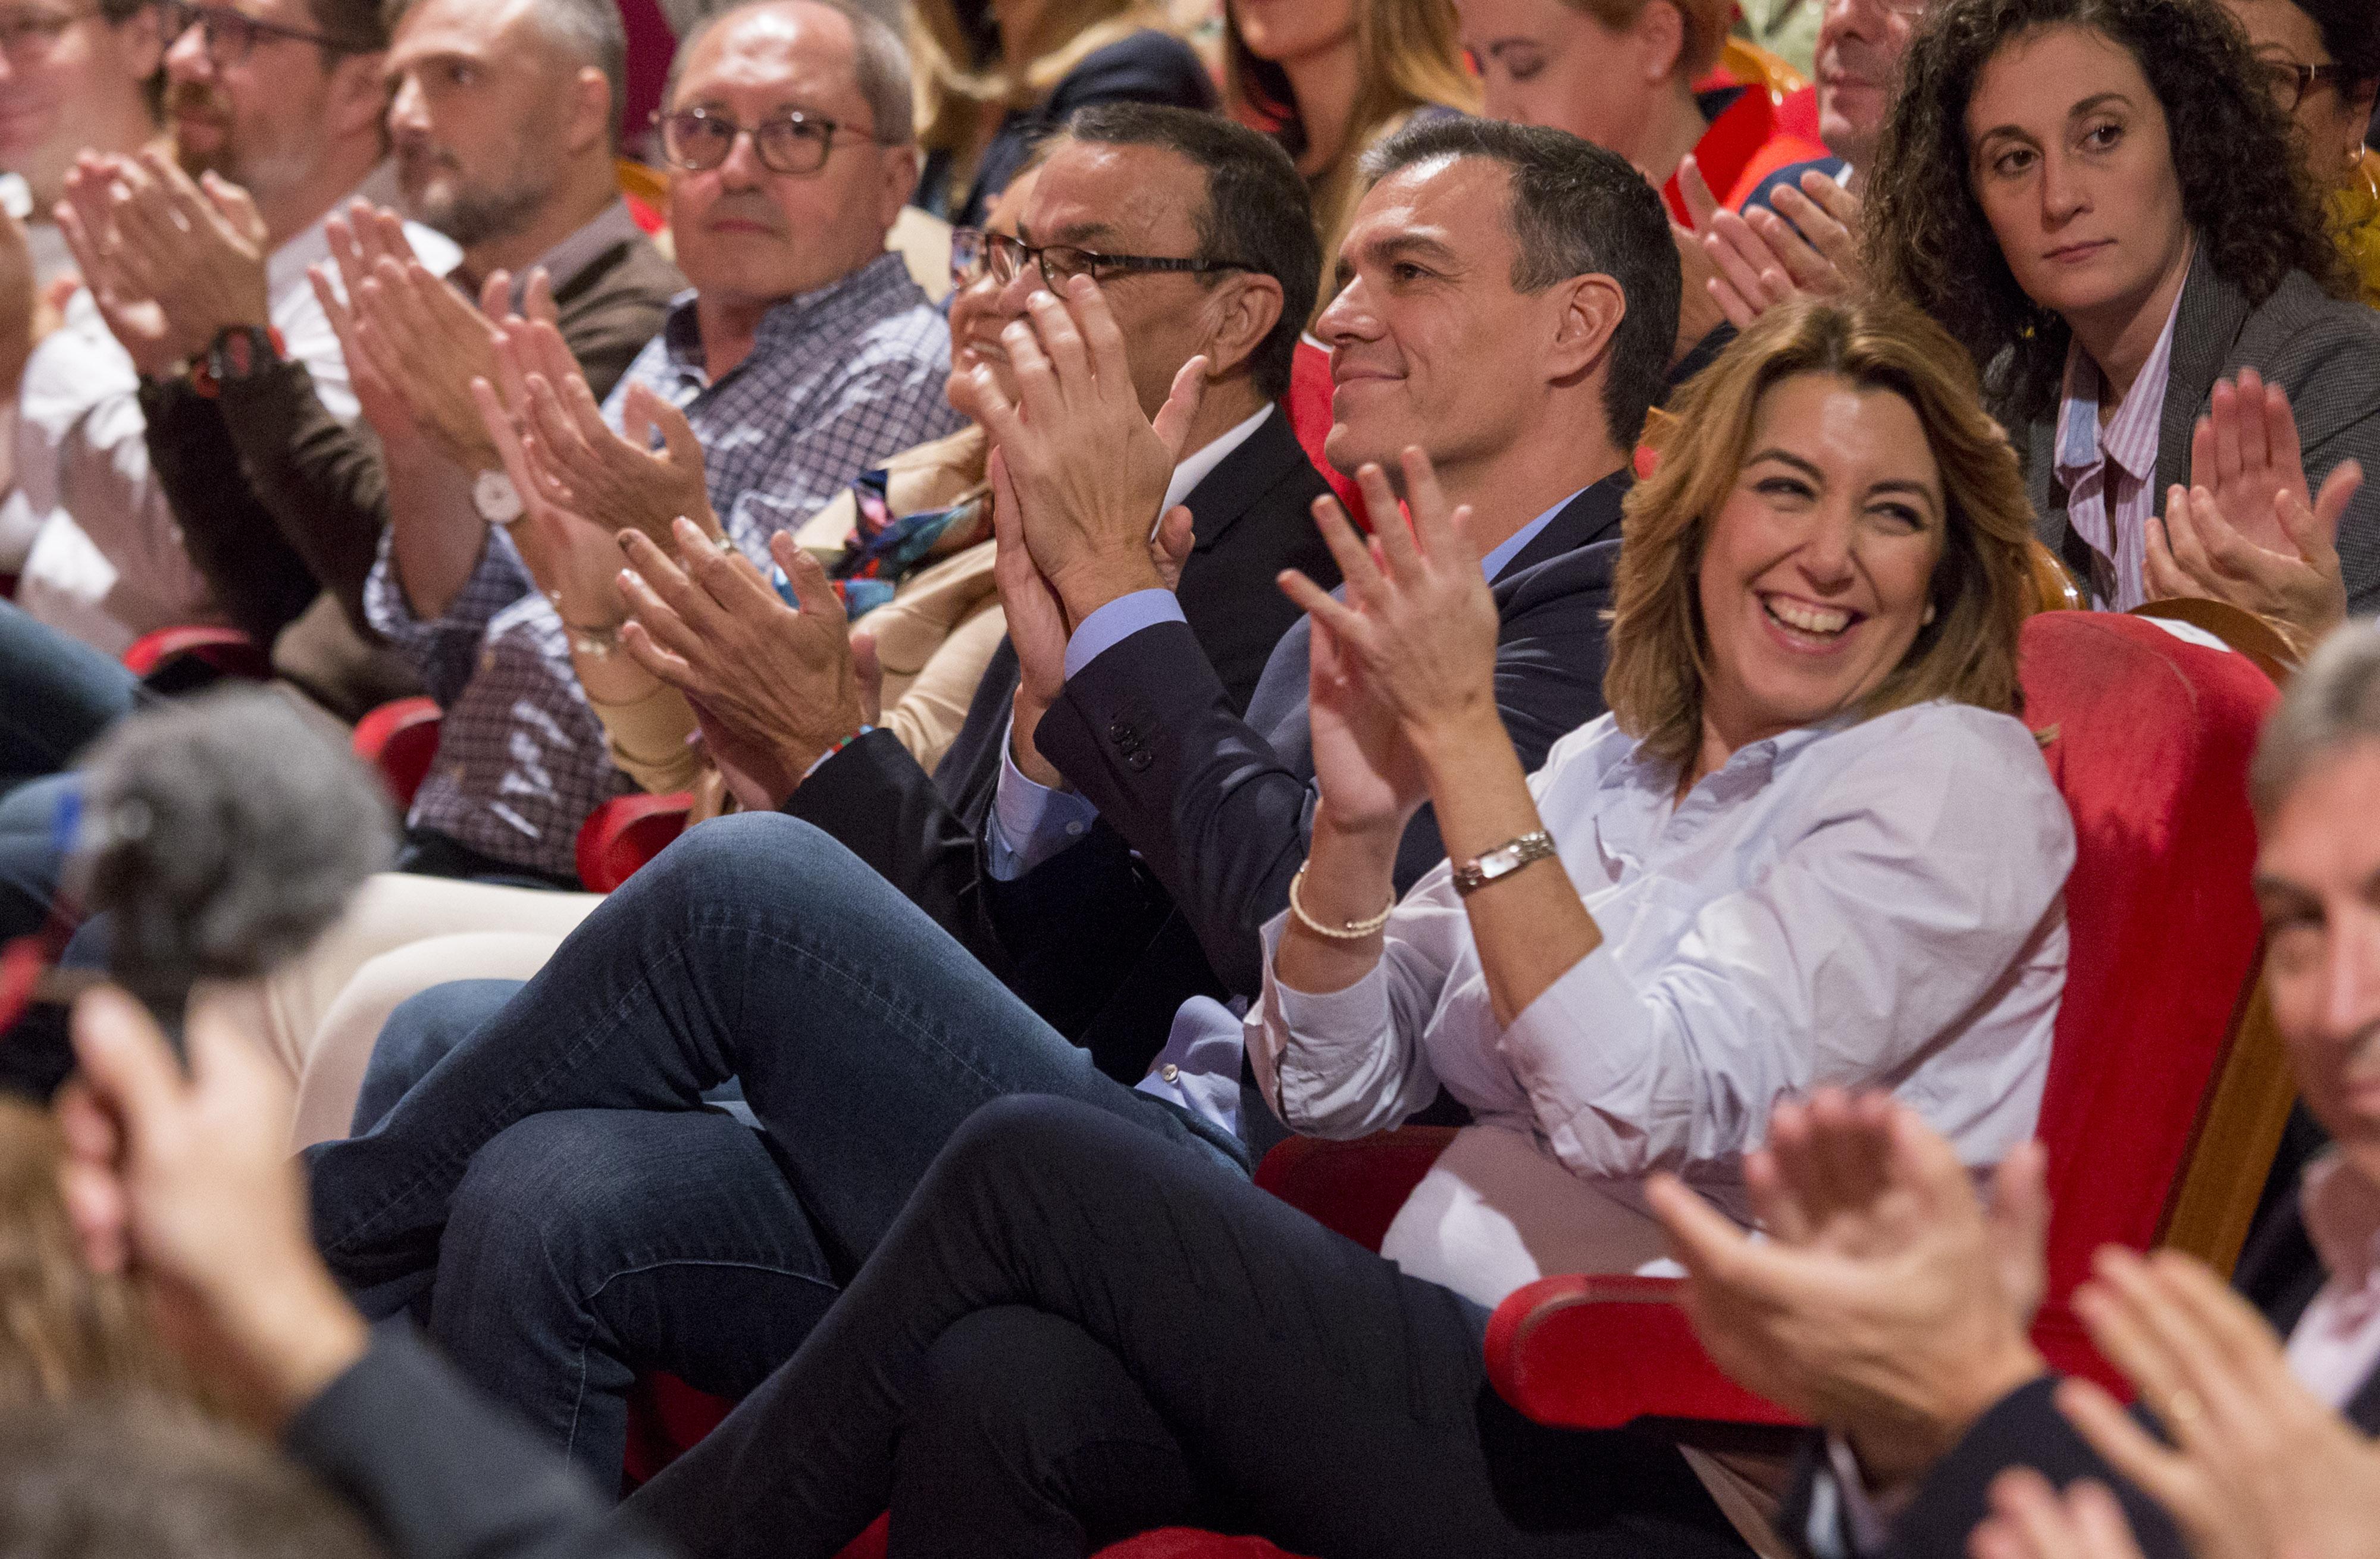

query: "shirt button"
left=478, top=650, right=496, bottom=674
left=1160, top=1064, right=1180, bottom=1083
left=1066, top=821, right=1085, bottom=836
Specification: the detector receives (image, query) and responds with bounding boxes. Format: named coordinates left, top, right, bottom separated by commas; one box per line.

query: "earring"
left=1922, top=603, right=1938, bottom=625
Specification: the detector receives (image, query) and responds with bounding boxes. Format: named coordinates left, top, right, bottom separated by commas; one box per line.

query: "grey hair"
left=667, top=0, right=914, bottom=147
left=2250, top=625, right=2380, bottom=817
left=383, top=0, right=630, bottom=150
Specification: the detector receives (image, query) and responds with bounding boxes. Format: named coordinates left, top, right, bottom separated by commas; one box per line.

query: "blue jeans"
left=0, top=600, right=140, bottom=798
left=306, top=815, right=1248, bottom=1464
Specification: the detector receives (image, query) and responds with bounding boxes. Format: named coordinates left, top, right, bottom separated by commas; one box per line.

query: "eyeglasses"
left=0, top=3, right=97, bottom=61
left=950, top=226, right=1252, bottom=290
left=654, top=106, right=892, bottom=177
left=2257, top=58, right=2352, bottom=113
left=162, top=0, right=367, bottom=65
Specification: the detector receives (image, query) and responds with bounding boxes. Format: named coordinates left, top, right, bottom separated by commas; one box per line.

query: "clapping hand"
left=495, top=316, right=718, bottom=548
left=616, top=519, right=865, bottom=810
left=2055, top=1247, right=2380, bottom=1559
left=54, top=988, right=369, bottom=1430
left=1646, top=1091, right=2051, bottom=1489
left=325, top=199, right=549, bottom=472
left=1276, top=450, right=1501, bottom=837
left=470, top=352, right=632, bottom=630
left=2151, top=373, right=2356, bottom=660
left=959, top=272, right=1204, bottom=622
left=1696, top=167, right=1864, bottom=330
left=59, top=150, right=270, bottom=372
left=1974, top=1472, right=2158, bottom=1559
left=57, top=155, right=186, bottom=378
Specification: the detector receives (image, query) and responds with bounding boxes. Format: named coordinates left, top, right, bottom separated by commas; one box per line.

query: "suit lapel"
left=1180, top=405, right=1300, bottom=554
left=2155, top=248, right=2253, bottom=503
left=1498, top=470, right=1630, bottom=581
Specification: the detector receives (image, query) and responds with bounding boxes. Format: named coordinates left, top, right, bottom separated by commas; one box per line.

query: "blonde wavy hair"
left=0, top=1099, right=185, bottom=1407
left=1225, top=0, right=1480, bottom=279
left=911, top=0, right=1177, bottom=152
left=1605, top=297, right=2036, bottom=771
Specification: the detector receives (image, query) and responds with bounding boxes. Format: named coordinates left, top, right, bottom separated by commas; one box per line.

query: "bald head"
left=668, top=0, right=912, bottom=148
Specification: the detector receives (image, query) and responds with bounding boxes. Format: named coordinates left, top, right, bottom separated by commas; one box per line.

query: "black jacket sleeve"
left=284, top=1326, right=680, bottom=1559
left=779, top=726, right=1010, bottom=978
left=139, top=375, right=327, bottom=642
left=1029, top=542, right=1620, bottom=999
left=1780, top=1379, right=2185, bottom=1559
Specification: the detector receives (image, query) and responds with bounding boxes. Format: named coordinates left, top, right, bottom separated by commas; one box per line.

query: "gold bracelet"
left=1287, top=864, right=1394, bottom=940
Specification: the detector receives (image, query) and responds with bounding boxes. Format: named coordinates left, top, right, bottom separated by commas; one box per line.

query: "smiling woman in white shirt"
left=616, top=296, right=2077, bottom=1559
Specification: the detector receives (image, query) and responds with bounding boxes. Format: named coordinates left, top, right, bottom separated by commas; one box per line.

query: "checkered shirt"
left=366, top=252, right=963, bottom=879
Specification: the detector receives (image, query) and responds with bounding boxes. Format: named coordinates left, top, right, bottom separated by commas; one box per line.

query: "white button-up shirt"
left=1251, top=699, right=2075, bottom=1309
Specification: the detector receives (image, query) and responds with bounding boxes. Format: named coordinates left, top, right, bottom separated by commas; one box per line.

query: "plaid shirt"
left=367, top=252, right=963, bottom=879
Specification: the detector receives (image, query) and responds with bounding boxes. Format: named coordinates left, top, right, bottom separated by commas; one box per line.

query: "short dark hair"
left=2280, top=0, right=2380, bottom=98
left=306, top=0, right=389, bottom=51
left=1057, top=101, right=1317, bottom=402
left=0, top=1396, right=389, bottom=1559
left=1360, top=115, right=1681, bottom=450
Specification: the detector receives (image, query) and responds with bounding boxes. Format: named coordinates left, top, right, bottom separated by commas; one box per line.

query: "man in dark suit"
left=302, top=115, right=1682, bottom=1478
left=1646, top=624, right=2380, bottom=1559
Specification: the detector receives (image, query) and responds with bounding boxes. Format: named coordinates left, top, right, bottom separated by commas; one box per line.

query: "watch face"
left=474, top=469, right=524, bottom=525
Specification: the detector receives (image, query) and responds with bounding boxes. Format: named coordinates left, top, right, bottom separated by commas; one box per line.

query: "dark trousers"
left=305, top=815, right=1248, bottom=1462
left=622, top=1095, right=1750, bottom=1559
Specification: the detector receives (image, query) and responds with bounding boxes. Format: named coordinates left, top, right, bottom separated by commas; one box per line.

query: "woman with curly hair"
left=1865, top=0, right=2380, bottom=638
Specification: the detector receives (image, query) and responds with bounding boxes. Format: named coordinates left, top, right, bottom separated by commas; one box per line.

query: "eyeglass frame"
left=950, top=225, right=1254, bottom=291
left=161, top=0, right=372, bottom=65
left=0, top=2, right=101, bottom=61
left=652, top=105, right=900, bottom=178
left=2257, top=58, right=2353, bottom=113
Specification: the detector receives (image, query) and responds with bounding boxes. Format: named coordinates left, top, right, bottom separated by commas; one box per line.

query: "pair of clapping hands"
left=55, top=148, right=274, bottom=380
left=314, top=201, right=879, bottom=810
left=958, top=274, right=1508, bottom=816
left=1652, top=1092, right=2380, bottom=1559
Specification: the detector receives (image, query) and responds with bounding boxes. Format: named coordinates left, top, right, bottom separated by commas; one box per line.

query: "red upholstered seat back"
left=2017, top=613, right=2275, bottom=1381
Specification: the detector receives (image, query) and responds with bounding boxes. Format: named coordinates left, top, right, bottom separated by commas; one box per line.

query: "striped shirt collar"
left=2052, top=286, right=2184, bottom=609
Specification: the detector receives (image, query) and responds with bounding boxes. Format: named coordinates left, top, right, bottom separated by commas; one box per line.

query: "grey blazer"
left=2015, top=244, right=2380, bottom=611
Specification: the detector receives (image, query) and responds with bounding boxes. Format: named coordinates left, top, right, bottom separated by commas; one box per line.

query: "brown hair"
left=1605, top=297, right=2037, bottom=770
left=1552, top=0, right=1731, bottom=83
left=1862, top=0, right=2345, bottom=424
left=1225, top=0, right=1480, bottom=278
left=0, top=1100, right=186, bottom=1407
left=912, top=0, right=1172, bottom=153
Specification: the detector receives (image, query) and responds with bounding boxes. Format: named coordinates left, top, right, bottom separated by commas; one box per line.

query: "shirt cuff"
left=1063, top=589, right=1185, bottom=680
left=985, top=736, right=1098, bottom=880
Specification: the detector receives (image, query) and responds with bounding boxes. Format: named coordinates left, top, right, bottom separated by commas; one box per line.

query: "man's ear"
left=1198, top=271, right=1284, bottom=384
left=326, top=48, right=393, bottom=142
left=1544, top=271, right=1626, bottom=385
left=874, top=144, right=919, bottom=230
left=566, top=64, right=613, bottom=159
left=1633, top=0, right=1686, bottom=84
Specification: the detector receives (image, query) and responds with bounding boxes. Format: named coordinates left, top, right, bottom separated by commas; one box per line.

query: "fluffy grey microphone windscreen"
left=65, top=689, right=397, bottom=1026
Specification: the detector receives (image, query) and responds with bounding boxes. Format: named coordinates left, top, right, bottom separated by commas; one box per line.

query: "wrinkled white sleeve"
left=1496, top=714, right=2072, bottom=1181
left=16, top=294, right=210, bottom=617
left=1247, top=858, right=1471, bottom=1139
